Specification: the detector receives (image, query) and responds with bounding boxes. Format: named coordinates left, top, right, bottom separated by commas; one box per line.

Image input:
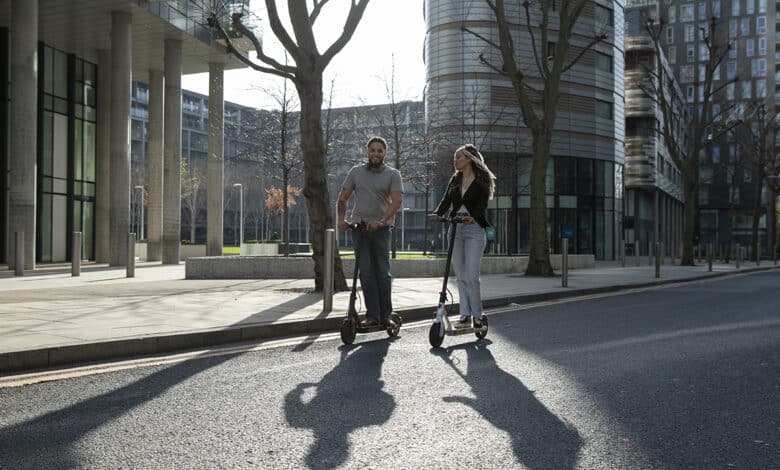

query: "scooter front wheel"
left=340, top=318, right=357, bottom=344
left=428, top=322, right=444, bottom=348
left=475, top=315, right=488, bottom=340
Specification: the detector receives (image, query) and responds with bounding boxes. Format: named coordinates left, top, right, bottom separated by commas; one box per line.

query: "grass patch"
left=222, top=246, right=240, bottom=255
left=339, top=252, right=445, bottom=259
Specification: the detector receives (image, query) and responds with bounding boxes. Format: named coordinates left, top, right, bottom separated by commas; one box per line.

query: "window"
left=713, top=103, right=721, bottom=119
left=731, top=0, right=740, bottom=15
left=756, top=79, right=766, bottom=97
left=595, top=5, right=613, bottom=27
left=681, top=65, right=695, bottom=82
left=758, top=37, right=766, bottom=55
left=713, top=64, right=720, bottom=80
left=727, top=82, right=735, bottom=99
left=742, top=81, right=752, bottom=99
left=699, top=64, right=707, bottom=81
left=685, top=24, right=696, bottom=42
left=687, top=85, right=695, bottom=101
left=757, top=17, right=766, bottom=34
left=746, top=0, right=755, bottom=14
left=687, top=44, right=696, bottom=62
left=758, top=0, right=766, bottom=13
left=546, top=41, right=556, bottom=60
left=668, top=45, right=677, bottom=63
left=729, top=19, right=737, bottom=38
left=752, top=58, right=766, bottom=77
left=741, top=18, right=750, bottom=36
left=713, top=1, right=720, bottom=16
left=668, top=5, right=677, bottom=23
left=699, top=43, right=709, bottom=61
left=595, top=100, right=612, bottom=120
left=746, top=38, right=754, bottom=57
left=596, top=52, right=613, bottom=73
left=681, top=3, right=694, bottom=21
left=698, top=85, right=704, bottom=101
left=666, top=26, right=674, bottom=43
left=727, top=61, right=736, bottom=79
left=729, top=40, right=737, bottom=58
left=698, top=1, right=708, bottom=19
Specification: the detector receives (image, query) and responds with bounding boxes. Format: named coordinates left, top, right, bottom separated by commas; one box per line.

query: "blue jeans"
left=353, top=227, right=393, bottom=322
left=449, top=223, right=486, bottom=318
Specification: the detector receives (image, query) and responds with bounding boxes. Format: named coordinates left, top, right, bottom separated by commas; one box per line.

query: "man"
left=337, top=136, right=403, bottom=328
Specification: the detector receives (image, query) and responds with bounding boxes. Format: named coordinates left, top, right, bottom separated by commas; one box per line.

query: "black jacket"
left=434, top=173, right=492, bottom=228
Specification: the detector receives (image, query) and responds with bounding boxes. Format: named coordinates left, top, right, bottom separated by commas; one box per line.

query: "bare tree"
left=181, top=159, right=205, bottom=243
left=644, top=14, right=737, bottom=265
left=735, top=102, right=779, bottom=260
left=209, top=0, right=371, bottom=291
left=471, top=0, right=609, bottom=275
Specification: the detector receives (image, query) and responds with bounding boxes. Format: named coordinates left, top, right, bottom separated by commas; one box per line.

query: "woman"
left=429, top=144, right=496, bottom=328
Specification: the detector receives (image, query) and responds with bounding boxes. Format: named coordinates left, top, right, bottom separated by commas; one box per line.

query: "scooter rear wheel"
left=386, top=312, right=402, bottom=337
left=475, top=315, right=488, bottom=340
left=340, top=318, right=357, bottom=344
left=428, top=322, right=444, bottom=348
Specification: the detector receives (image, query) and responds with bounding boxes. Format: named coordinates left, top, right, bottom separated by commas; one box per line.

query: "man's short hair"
left=366, top=136, right=388, bottom=150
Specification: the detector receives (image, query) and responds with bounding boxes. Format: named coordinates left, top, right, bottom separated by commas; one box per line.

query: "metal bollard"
left=655, top=242, right=661, bottom=278
left=561, top=238, right=568, bottom=287
left=323, top=229, right=335, bottom=312
left=756, top=240, right=761, bottom=266
left=620, top=240, right=626, bottom=267
left=661, top=241, right=665, bottom=266
left=14, top=231, right=24, bottom=276
left=736, top=243, right=741, bottom=269
left=634, top=241, right=640, bottom=267
left=707, top=243, right=713, bottom=272
left=127, top=233, right=136, bottom=278
left=648, top=241, right=653, bottom=266
left=72, top=232, right=82, bottom=277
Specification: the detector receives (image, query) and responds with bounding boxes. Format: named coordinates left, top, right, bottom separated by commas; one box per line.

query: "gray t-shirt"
left=342, top=164, right=404, bottom=224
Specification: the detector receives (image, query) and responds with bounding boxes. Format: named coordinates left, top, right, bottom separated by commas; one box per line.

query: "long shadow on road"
left=284, top=337, right=396, bottom=469
left=433, top=340, right=583, bottom=469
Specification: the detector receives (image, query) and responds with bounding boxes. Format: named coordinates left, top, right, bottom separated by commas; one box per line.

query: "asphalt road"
left=1, top=270, right=778, bottom=469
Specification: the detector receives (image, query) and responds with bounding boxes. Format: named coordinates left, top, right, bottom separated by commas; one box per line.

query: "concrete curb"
left=1, top=265, right=777, bottom=374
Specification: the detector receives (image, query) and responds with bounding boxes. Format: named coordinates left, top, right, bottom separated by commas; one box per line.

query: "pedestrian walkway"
left=1, top=258, right=777, bottom=373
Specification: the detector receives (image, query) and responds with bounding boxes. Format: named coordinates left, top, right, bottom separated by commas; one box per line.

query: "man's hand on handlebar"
left=337, top=220, right=349, bottom=231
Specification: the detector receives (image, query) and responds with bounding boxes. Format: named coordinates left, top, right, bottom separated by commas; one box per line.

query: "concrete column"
left=162, top=38, right=182, bottom=264
left=147, top=69, right=164, bottom=261
left=108, top=11, right=132, bottom=266
left=207, top=61, right=224, bottom=256
left=95, top=49, right=111, bottom=263
left=7, top=0, right=38, bottom=270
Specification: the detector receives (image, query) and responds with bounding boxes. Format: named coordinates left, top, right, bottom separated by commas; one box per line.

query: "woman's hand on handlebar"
left=428, top=213, right=440, bottom=223
left=462, top=216, right=474, bottom=225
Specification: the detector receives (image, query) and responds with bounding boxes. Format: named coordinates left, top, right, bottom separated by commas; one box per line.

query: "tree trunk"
left=296, top=77, right=347, bottom=291
left=525, top=134, right=554, bottom=276
left=681, top=177, right=697, bottom=265
left=750, top=178, right=764, bottom=261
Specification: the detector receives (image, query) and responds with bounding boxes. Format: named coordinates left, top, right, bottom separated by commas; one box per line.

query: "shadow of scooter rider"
left=433, top=341, right=583, bottom=469
left=284, top=338, right=396, bottom=469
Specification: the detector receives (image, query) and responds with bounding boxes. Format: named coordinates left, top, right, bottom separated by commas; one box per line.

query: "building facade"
left=425, top=0, right=627, bottom=259
left=0, top=0, right=249, bottom=267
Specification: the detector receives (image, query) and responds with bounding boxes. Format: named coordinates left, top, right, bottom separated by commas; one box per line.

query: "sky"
left=182, top=1, right=426, bottom=110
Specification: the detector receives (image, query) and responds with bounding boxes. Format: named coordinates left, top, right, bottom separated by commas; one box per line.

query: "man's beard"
left=367, top=158, right=384, bottom=171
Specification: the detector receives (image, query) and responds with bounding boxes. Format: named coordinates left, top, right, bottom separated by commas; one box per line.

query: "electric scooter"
left=340, top=222, right=403, bottom=344
left=428, top=215, right=488, bottom=348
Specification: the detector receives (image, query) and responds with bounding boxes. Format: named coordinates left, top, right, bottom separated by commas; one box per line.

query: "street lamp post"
left=233, top=183, right=243, bottom=246
left=401, top=207, right=410, bottom=251
left=134, top=185, right=144, bottom=240
left=767, top=175, right=780, bottom=262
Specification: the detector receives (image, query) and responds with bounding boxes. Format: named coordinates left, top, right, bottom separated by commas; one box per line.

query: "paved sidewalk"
left=1, top=259, right=777, bottom=373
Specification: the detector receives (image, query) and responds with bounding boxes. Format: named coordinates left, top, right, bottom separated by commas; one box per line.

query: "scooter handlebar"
left=438, top=215, right=465, bottom=224
left=347, top=221, right=368, bottom=231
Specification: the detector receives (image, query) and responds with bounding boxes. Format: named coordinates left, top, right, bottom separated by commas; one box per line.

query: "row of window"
left=677, top=59, right=766, bottom=84
left=666, top=16, right=767, bottom=44
left=673, top=0, right=767, bottom=23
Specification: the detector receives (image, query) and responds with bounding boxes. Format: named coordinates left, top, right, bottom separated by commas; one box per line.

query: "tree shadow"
left=433, top=341, right=583, bottom=470
left=284, top=337, right=396, bottom=469
left=0, top=352, right=241, bottom=469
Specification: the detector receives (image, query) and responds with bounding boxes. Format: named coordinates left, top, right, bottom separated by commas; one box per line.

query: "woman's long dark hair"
left=449, top=144, right=496, bottom=199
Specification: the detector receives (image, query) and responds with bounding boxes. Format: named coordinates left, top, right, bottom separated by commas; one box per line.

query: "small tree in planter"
left=265, top=185, right=302, bottom=256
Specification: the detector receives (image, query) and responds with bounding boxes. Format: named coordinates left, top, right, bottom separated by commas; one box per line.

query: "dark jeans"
left=353, top=226, right=393, bottom=322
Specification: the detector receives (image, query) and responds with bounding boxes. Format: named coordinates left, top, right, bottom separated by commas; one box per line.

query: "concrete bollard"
left=634, top=240, right=640, bottom=267
left=127, top=233, right=136, bottom=278
left=561, top=238, right=568, bottom=287
left=620, top=240, right=626, bottom=267
left=14, top=231, right=23, bottom=276
left=736, top=243, right=741, bottom=269
left=72, top=232, right=82, bottom=277
left=655, top=241, right=661, bottom=278
left=323, top=229, right=335, bottom=312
